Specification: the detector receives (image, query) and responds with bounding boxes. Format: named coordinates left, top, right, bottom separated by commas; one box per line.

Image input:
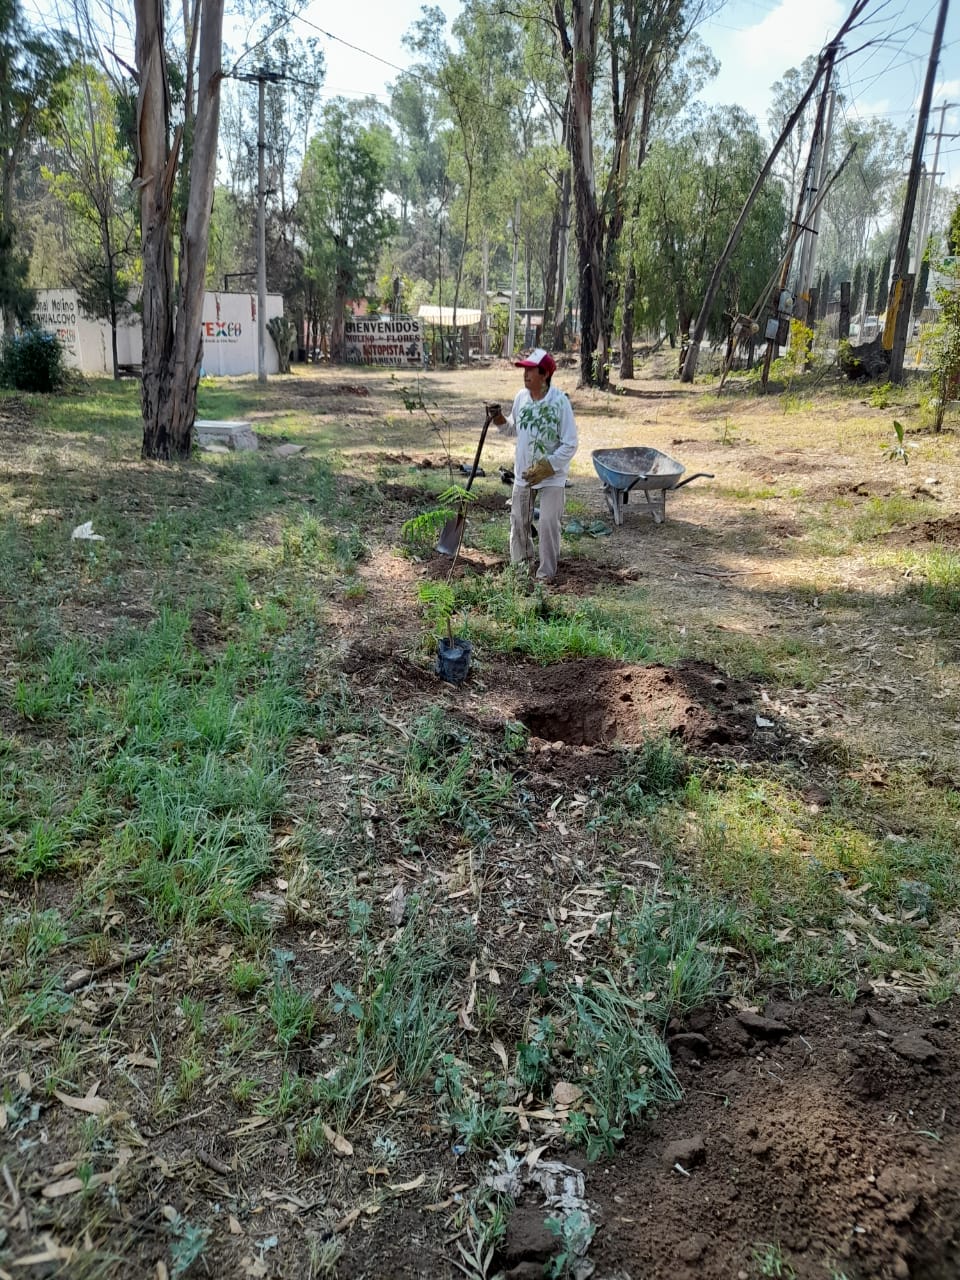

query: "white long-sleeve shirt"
left=506, top=385, right=578, bottom=489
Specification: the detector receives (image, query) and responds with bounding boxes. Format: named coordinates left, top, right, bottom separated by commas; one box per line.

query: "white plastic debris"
left=486, top=1151, right=596, bottom=1278
left=71, top=521, right=105, bottom=541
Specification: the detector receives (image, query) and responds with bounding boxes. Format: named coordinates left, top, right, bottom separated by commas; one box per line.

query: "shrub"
left=0, top=328, right=66, bottom=393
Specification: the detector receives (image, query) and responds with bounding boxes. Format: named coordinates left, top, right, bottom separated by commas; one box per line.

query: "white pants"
left=510, top=484, right=565, bottom=580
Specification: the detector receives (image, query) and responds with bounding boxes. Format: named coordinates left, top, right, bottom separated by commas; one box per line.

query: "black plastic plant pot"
left=435, top=636, right=473, bottom=685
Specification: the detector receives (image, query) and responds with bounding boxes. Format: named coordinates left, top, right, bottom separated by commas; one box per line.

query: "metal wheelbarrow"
left=591, top=447, right=713, bottom=526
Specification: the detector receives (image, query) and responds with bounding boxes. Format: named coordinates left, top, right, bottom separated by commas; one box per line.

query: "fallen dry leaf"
left=388, top=1172, right=425, bottom=1193
left=322, top=1123, right=353, bottom=1157
left=867, top=932, right=897, bottom=954
left=126, top=1053, right=159, bottom=1070
left=491, top=1037, right=509, bottom=1072
left=458, top=959, right=478, bottom=1031
left=388, top=882, right=407, bottom=926
left=53, top=1089, right=110, bottom=1116
left=12, top=1238, right=75, bottom=1266
left=228, top=1116, right=270, bottom=1137
left=551, top=1081, right=583, bottom=1110
left=42, top=1174, right=112, bottom=1199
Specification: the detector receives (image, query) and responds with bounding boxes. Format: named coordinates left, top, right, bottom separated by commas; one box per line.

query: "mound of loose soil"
left=497, top=658, right=767, bottom=752
left=378, top=483, right=508, bottom=515
left=420, top=550, right=506, bottom=580
left=743, top=451, right=821, bottom=476
left=886, top=517, right=960, bottom=548
left=578, top=994, right=960, bottom=1280
left=551, top=560, right=642, bottom=594
left=419, top=556, right=640, bottom=592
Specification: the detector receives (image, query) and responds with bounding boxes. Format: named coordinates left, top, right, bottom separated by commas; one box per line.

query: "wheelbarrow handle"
left=462, top=405, right=498, bottom=493
left=672, top=471, right=714, bottom=489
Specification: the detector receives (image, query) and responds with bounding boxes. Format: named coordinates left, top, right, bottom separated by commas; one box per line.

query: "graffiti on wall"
left=31, top=292, right=80, bottom=358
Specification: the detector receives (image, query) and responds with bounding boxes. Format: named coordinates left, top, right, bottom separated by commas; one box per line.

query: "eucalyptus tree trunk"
left=554, top=0, right=686, bottom=388
left=542, top=204, right=561, bottom=347
left=619, top=81, right=655, bottom=379
left=330, top=272, right=347, bottom=361
left=552, top=165, right=572, bottom=349
left=135, top=0, right=224, bottom=460
left=555, top=0, right=605, bottom=387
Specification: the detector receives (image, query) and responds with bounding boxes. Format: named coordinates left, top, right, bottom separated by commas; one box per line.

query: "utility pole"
left=238, top=66, right=284, bottom=384
left=680, top=0, right=872, bottom=383
left=257, top=73, right=267, bottom=384
left=761, top=47, right=837, bottom=387
left=796, top=87, right=836, bottom=320
left=887, top=0, right=949, bottom=383
left=915, top=102, right=958, bottom=268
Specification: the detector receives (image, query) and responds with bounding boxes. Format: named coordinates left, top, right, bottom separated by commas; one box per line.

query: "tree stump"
left=840, top=335, right=890, bottom=381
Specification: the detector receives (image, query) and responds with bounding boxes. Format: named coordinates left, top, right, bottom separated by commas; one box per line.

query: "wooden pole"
left=888, top=0, right=949, bottom=382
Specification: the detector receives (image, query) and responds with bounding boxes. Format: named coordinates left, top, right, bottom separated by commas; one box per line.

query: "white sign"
left=31, top=291, right=80, bottom=359
left=344, top=316, right=424, bottom=366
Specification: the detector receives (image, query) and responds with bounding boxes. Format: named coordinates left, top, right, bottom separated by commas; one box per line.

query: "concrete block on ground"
left=194, top=419, right=259, bottom=451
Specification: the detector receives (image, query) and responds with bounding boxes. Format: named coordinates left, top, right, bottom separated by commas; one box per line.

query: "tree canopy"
left=5, top=0, right=951, bottom=407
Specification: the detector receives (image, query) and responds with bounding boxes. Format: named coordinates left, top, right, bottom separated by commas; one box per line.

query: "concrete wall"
left=30, top=289, right=286, bottom=377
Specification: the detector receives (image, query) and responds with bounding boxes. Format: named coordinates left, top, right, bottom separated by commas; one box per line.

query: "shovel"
left=436, top=402, right=500, bottom=557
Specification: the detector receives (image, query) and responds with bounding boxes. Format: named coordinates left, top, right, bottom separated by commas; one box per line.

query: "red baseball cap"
left=515, top=347, right=557, bottom=378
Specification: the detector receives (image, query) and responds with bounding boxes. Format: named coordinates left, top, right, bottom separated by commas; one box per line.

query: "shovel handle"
left=462, top=405, right=497, bottom=493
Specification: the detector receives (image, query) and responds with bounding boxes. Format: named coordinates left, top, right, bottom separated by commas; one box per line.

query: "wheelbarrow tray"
left=591, top=447, right=712, bottom=526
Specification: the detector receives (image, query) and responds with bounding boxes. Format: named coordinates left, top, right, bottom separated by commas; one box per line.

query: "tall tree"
left=619, top=35, right=717, bottom=376
left=766, top=56, right=819, bottom=221
left=679, top=0, right=874, bottom=382
left=0, top=0, right=74, bottom=329
left=135, top=0, right=225, bottom=459
left=42, top=62, right=138, bottom=377
left=301, top=99, right=393, bottom=361
left=818, top=115, right=907, bottom=279
left=552, top=0, right=706, bottom=387
left=851, top=260, right=863, bottom=314
left=865, top=263, right=876, bottom=314
left=629, top=105, right=785, bottom=344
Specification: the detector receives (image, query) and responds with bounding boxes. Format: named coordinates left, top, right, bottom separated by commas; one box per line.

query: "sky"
left=287, top=0, right=960, bottom=195
left=22, top=0, right=960, bottom=198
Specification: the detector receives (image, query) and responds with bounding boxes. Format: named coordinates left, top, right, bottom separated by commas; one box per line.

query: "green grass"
left=4, top=373, right=960, bottom=1274
left=905, top=546, right=960, bottom=613
left=646, top=763, right=960, bottom=996
left=418, top=568, right=659, bottom=663
left=676, top=625, right=823, bottom=688
left=851, top=494, right=940, bottom=541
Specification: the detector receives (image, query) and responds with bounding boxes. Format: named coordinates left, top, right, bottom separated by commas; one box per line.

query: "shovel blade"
left=436, top=512, right=465, bottom=557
